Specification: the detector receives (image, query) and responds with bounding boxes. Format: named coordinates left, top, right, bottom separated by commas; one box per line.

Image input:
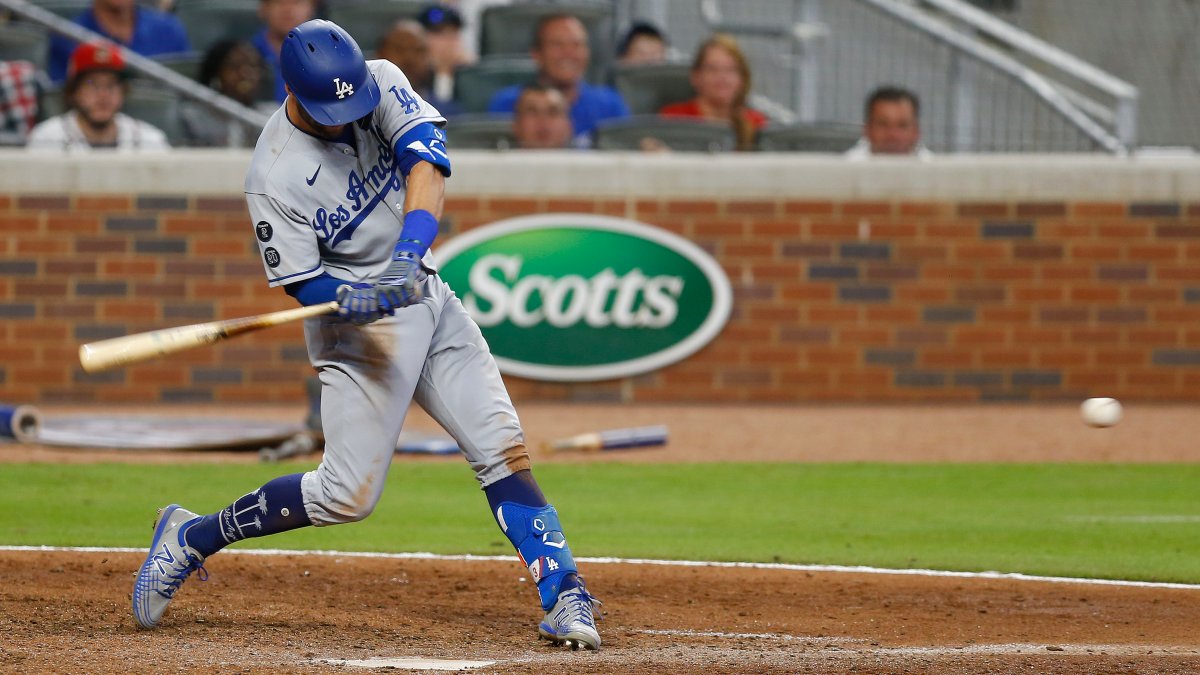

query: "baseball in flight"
left=1080, top=397, right=1122, bottom=428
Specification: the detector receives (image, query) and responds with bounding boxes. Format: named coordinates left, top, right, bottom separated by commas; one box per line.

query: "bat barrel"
left=549, top=425, right=669, bottom=452
left=78, top=301, right=339, bottom=372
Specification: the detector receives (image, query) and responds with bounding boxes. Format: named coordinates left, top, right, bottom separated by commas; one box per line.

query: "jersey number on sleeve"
left=389, top=86, right=421, bottom=115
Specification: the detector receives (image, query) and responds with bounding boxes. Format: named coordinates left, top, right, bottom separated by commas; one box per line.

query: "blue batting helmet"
left=281, top=20, right=381, bottom=126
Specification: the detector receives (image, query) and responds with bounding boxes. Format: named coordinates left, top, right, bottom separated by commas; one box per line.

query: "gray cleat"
left=132, top=504, right=206, bottom=629
left=538, top=582, right=602, bottom=650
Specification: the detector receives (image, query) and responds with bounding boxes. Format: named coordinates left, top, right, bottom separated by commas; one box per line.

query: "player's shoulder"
left=244, top=106, right=301, bottom=193
left=367, top=58, right=411, bottom=87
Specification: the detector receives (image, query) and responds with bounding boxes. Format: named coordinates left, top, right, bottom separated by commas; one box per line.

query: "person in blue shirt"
left=376, top=20, right=463, bottom=118
left=487, top=14, right=628, bottom=148
left=47, top=0, right=190, bottom=83
left=251, top=0, right=316, bottom=103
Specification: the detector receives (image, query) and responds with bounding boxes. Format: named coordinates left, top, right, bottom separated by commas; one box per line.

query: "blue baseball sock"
left=184, top=473, right=311, bottom=558
left=487, top=470, right=580, bottom=609
left=484, top=470, right=546, bottom=510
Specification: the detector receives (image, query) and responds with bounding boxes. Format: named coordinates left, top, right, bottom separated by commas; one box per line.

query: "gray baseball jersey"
left=244, top=60, right=530, bottom=527
left=246, top=60, right=444, bottom=284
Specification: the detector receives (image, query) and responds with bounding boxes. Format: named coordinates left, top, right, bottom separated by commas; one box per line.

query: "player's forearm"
left=403, top=161, right=445, bottom=220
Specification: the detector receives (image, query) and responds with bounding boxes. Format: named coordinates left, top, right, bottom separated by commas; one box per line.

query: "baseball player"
left=131, top=19, right=602, bottom=650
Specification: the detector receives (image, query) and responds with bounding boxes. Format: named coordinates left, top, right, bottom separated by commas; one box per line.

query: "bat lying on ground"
left=79, top=301, right=339, bottom=373
left=0, top=403, right=41, bottom=443
left=545, top=425, right=669, bottom=453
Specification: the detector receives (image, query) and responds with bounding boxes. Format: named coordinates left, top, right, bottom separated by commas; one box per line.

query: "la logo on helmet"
left=333, top=77, right=354, bottom=100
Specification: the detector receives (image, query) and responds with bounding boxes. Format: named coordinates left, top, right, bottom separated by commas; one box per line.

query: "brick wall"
left=3, top=191, right=1199, bottom=404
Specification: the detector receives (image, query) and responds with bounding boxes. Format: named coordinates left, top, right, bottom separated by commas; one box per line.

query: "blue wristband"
left=395, top=209, right=438, bottom=257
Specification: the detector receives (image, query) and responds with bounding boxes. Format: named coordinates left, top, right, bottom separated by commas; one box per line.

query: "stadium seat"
left=756, top=123, right=861, bottom=153
left=478, top=2, right=613, bottom=83
left=327, top=0, right=425, bottom=56
left=0, top=23, right=49, bottom=71
left=594, top=115, right=735, bottom=153
left=453, top=57, right=538, bottom=114
left=36, top=81, right=65, bottom=123
left=124, top=82, right=184, bottom=145
left=150, top=52, right=203, bottom=82
left=174, top=0, right=262, bottom=58
left=613, top=62, right=693, bottom=115
left=445, top=113, right=515, bottom=150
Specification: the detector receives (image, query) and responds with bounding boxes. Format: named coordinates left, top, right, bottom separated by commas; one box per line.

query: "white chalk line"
left=1, top=545, right=1199, bottom=591
left=318, top=657, right=495, bottom=670
left=1065, top=514, right=1200, bottom=524
left=633, top=631, right=1199, bottom=657
left=637, top=629, right=865, bottom=643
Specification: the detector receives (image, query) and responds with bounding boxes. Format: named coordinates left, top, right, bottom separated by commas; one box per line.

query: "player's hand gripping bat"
left=78, top=301, right=339, bottom=373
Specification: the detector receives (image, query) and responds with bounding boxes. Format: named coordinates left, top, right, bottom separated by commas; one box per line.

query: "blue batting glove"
left=336, top=283, right=383, bottom=325
left=375, top=243, right=427, bottom=311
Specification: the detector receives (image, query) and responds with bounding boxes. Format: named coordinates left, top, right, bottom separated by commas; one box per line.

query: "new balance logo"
left=150, top=543, right=179, bottom=575
left=334, top=77, right=355, bottom=99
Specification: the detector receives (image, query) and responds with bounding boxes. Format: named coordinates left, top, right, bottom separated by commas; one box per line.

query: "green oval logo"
left=436, top=214, right=732, bottom=381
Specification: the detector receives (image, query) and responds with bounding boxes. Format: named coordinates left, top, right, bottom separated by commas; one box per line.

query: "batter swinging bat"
left=78, top=301, right=339, bottom=373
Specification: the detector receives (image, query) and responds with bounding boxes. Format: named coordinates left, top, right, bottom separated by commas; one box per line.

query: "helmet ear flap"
left=281, top=20, right=382, bottom=126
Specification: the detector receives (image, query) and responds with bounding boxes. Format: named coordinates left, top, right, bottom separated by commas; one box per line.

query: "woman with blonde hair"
left=659, top=34, right=767, bottom=150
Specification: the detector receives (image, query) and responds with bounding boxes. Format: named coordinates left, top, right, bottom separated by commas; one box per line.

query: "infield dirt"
left=2, top=402, right=1199, bottom=674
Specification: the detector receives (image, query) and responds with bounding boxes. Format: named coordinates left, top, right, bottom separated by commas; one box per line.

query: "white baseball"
left=1081, top=397, right=1122, bottom=428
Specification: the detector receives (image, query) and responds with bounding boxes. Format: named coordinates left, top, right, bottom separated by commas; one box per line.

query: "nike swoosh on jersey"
left=305, top=165, right=321, bottom=186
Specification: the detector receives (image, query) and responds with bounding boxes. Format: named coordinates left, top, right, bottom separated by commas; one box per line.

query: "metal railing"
left=1, top=0, right=1141, bottom=153
left=0, top=0, right=269, bottom=142
left=618, top=0, right=1139, bottom=153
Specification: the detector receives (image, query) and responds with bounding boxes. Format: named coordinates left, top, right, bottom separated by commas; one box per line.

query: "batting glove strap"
left=376, top=249, right=426, bottom=310
left=496, top=502, right=579, bottom=610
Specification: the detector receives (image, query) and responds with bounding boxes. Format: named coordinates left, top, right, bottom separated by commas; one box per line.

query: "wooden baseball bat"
left=545, top=425, right=669, bottom=453
left=78, top=301, right=339, bottom=373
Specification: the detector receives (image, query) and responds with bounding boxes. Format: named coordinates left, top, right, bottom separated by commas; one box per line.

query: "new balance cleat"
left=132, top=504, right=207, bottom=629
left=538, top=582, right=602, bottom=650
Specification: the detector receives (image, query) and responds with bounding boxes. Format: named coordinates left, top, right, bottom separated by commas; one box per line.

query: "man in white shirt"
left=845, top=85, right=932, bottom=160
left=26, top=42, right=169, bottom=151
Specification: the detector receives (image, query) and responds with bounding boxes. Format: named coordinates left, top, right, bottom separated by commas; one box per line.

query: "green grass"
left=1, top=462, right=1198, bottom=583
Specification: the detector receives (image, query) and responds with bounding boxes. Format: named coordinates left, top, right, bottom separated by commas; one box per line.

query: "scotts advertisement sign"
left=436, top=214, right=733, bottom=382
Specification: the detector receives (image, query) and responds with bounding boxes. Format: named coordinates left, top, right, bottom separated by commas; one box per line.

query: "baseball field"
left=2, top=402, right=1198, bottom=674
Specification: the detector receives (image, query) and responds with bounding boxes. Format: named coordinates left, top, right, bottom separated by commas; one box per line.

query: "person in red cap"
left=26, top=42, right=169, bottom=151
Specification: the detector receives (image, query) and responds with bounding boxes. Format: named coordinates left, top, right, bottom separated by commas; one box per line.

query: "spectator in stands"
left=444, top=0, right=510, bottom=62
left=617, top=21, right=668, bottom=66
left=180, top=39, right=266, bottom=147
left=511, top=83, right=572, bottom=150
left=28, top=42, right=169, bottom=151
left=488, top=14, right=629, bottom=148
left=377, top=20, right=462, bottom=117
left=253, top=0, right=317, bottom=103
left=418, top=5, right=470, bottom=110
left=659, top=34, right=766, bottom=151
left=845, top=86, right=932, bottom=159
left=46, top=0, right=190, bottom=83
left=0, top=60, right=39, bottom=145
